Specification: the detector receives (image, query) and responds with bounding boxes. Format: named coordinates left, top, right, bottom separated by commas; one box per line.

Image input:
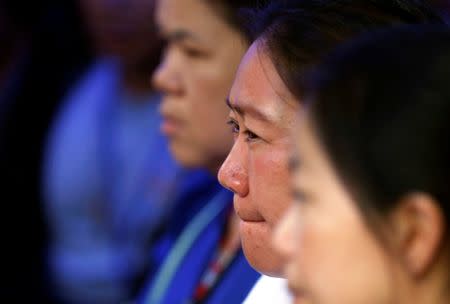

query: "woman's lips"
left=161, top=116, right=183, bottom=136
left=234, top=208, right=265, bottom=222
left=286, top=273, right=308, bottom=304
left=233, top=198, right=265, bottom=223
left=288, top=284, right=308, bottom=304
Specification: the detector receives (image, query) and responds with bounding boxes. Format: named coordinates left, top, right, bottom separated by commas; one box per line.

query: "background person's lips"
left=291, top=291, right=308, bottom=304
left=161, top=115, right=183, bottom=136
left=287, top=282, right=308, bottom=304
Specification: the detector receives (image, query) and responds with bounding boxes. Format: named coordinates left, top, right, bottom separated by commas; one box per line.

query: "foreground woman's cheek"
left=273, top=205, right=300, bottom=262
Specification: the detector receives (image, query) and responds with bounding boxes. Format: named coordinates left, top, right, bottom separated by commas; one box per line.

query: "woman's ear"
left=389, top=192, right=445, bottom=277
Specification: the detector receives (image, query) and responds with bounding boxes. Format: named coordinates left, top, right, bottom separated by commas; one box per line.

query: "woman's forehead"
left=156, top=0, right=233, bottom=43
left=230, top=42, right=299, bottom=119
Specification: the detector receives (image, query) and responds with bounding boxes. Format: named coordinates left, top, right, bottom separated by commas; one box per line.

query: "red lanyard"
left=191, top=212, right=241, bottom=304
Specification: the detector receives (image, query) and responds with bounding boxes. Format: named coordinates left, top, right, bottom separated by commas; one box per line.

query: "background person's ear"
left=389, top=192, right=445, bottom=277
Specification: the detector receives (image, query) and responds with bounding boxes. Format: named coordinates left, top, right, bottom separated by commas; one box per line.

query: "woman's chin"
left=239, top=220, right=285, bottom=276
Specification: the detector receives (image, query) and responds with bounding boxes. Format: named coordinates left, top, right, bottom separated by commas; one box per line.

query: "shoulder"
left=243, top=275, right=292, bottom=304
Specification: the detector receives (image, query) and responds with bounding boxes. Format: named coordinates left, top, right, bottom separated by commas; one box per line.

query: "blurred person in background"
left=274, top=25, right=450, bottom=304
left=43, top=0, right=218, bottom=303
left=0, top=0, right=90, bottom=301
left=217, top=1, right=444, bottom=302
left=136, top=0, right=272, bottom=303
left=428, top=0, right=450, bottom=23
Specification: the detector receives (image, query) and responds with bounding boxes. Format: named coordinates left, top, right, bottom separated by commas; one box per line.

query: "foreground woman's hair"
left=307, top=24, right=450, bottom=267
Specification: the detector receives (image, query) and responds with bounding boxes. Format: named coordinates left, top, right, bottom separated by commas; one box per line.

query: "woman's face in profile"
left=218, top=42, right=299, bottom=276
left=152, top=0, right=248, bottom=172
left=273, top=117, right=405, bottom=304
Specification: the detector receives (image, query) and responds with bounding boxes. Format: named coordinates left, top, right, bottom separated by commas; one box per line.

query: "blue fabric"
left=207, top=251, right=260, bottom=304
left=138, top=187, right=260, bottom=304
left=43, top=59, right=215, bottom=303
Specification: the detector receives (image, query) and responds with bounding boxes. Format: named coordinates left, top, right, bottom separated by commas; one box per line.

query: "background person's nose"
left=151, top=56, right=181, bottom=95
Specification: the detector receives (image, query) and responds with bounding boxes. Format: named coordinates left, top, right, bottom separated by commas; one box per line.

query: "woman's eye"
left=244, top=130, right=259, bottom=142
left=227, top=119, right=260, bottom=142
left=183, top=46, right=207, bottom=59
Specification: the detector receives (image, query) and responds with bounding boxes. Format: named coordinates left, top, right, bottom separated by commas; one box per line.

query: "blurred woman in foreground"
left=275, top=25, right=450, bottom=304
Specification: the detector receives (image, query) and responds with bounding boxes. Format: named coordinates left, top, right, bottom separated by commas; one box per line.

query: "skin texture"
left=218, top=41, right=298, bottom=276
left=273, top=116, right=450, bottom=304
left=152, top=0, right=247, bottom=172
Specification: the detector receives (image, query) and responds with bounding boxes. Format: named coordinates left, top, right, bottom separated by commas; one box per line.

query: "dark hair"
left=245, top=0, right=444, bottom=99
left=0, top=0, right=46, bottom=32
left=306, top=25, right=450, bottom=243
left=205, top=0, right=270, bottom=39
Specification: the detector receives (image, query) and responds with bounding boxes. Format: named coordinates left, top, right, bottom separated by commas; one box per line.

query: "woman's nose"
left=151, top=54, right=181, bottom=95
left=218, top=144, right=249, bottom=197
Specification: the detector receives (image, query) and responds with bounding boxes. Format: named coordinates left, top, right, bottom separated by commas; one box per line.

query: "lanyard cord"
left=143, top=190, right=229, bottom=304
left=189, top=221, right=241, bottom=304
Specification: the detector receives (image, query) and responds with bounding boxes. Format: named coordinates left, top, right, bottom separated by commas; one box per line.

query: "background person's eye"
left=182, top=46, right=207, bottom=59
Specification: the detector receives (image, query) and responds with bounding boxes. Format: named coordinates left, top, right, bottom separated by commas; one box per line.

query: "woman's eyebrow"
left=158, top=26, right=203, bottom=44
left=226, top=97, right=275, bottom=123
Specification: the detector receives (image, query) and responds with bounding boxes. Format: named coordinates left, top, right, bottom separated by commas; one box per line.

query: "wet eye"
left=227, top=119, right=261, bottom=143
left=244, top=130, right=259, bottom=142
